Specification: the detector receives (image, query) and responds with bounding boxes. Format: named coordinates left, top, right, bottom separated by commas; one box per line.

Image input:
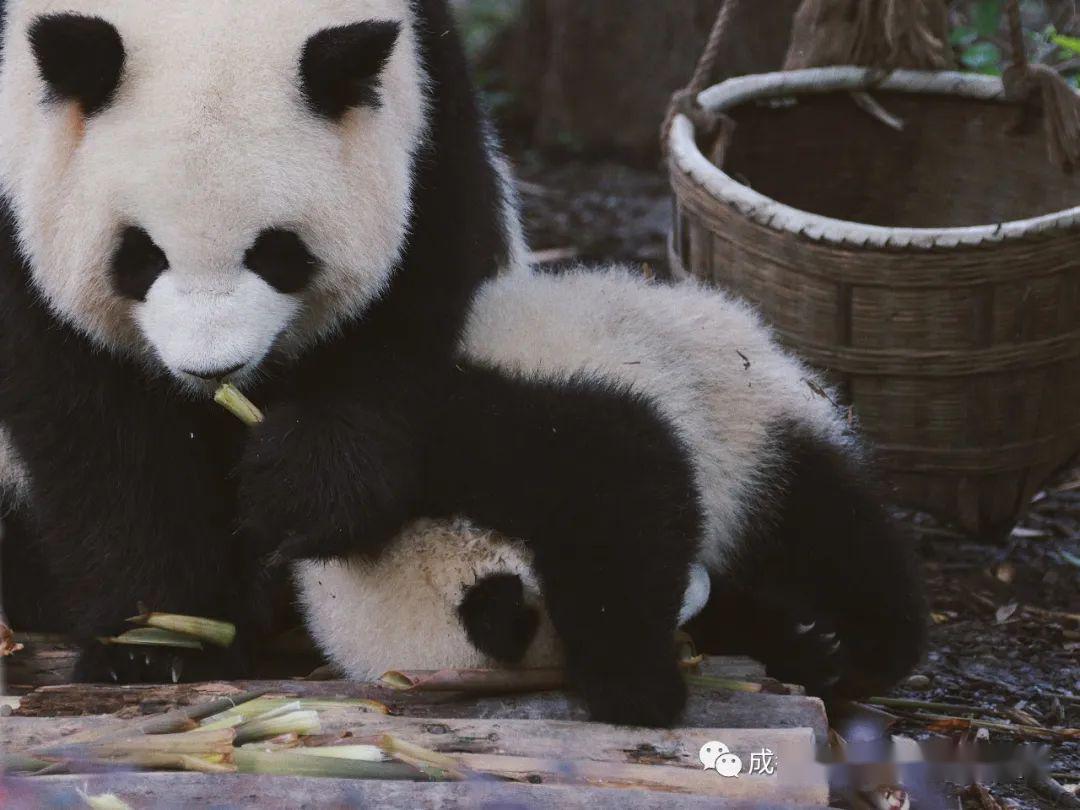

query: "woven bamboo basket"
left=668, top=67, right=1080, bottom=535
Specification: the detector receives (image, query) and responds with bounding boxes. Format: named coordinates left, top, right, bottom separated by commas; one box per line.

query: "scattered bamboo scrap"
left=1, top=617, right=25, bottom=657
left=859, top=697, right=1080, bottom=744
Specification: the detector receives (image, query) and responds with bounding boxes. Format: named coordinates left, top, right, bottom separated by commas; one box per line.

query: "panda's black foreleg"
left=426, top=365, right=703, bottom=727
left=687, top=422, right=928, bottom=700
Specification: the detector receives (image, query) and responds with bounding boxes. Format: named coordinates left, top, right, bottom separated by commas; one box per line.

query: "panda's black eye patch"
left=245, top=229, right=320, bottom=294
left=300, top=21, right=402, bottom=120
left=111, top=227, right=168, bottom=302
left=29, top=13, right=126, bottom=117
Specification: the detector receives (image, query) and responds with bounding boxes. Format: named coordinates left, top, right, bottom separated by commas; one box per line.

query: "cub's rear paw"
left=74, top=641, right=250, bottom=685
left=577, top=661, right=687, bottom=728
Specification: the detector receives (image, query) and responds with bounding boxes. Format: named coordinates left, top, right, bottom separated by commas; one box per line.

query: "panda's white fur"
left=0, top=1, right=427, bottom=386
left=458, top=267, right=848, bottom=570
left=296, top=266, right=847, bottom=678
left=299, top=518, right=563, bottom=677
left=300, top=515, right=713, bottom=679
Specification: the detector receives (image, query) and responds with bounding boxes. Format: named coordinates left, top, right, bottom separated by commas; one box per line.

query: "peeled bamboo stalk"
left=126, top=613, right=236, bottom=648
left=234, top=710, right=322, bottom=746
left=214, top=384, right=264, bottom=426
left=284, top=745, right=387, bottom=762
left=233, top=748, right=434, bottom=781
left=103, top=628, right=203, bottom=651
left=38, top=691, right=267, bottom=751
left=200, top=697, right=388, bottom=730
left=76, top=789, right=133, bottom=810
left=1, top=754, right=53, bottom=774
left=37, top=728, right=236, bottom=761
left=379, top=734, right=467, bottom=780
left=379, top=668, right=565, bottom=694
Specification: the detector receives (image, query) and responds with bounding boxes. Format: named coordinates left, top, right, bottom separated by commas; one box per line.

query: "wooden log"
left=5, top=774, right=827, bottom=809
left=2, top=635, right=81, bottom=691
left=12, top=679, right=828, bottom=737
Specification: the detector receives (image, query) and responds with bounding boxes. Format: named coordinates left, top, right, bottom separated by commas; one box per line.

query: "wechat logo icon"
left=699, top=741, right=742, bottom=778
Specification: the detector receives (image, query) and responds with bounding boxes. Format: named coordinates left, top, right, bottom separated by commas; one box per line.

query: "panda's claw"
left=795, top=621, right=816, bottom=635
left=75, top=633, right=248, bottom=685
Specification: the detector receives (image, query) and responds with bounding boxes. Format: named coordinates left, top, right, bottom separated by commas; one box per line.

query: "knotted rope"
left=1002, top=0, right=1080, bottom=171
left=660, top=0, right=741, bottom=155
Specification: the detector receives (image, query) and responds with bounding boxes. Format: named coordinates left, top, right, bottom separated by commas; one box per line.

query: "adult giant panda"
left=0, top=0, right=524, bottom=682
left=298, top=267, right=928, bottom=727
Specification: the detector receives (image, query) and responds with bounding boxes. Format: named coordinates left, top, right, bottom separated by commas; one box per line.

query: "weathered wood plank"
left=2, top=714, right=828, bottom=802
left=2, top=714, right=816, bottom=769
left=13, top=678, right=827, bottom=736
left=5, top=774, right=829, bottom=809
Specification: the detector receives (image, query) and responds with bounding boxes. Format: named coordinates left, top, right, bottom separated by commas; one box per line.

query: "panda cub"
left=0, top=1, right=523, bottom=682
left=299, top=267, right=928, bottom=727
left=299, top=517, right=713, bottom=677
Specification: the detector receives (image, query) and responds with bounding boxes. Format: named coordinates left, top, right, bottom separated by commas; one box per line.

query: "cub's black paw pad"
left=578, top=663, right=687, bottom=728
left=458, top=573, right=540, bottom=664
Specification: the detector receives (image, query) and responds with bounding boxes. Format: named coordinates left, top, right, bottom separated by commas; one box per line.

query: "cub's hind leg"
left=688, top=423, right=927, bottom=699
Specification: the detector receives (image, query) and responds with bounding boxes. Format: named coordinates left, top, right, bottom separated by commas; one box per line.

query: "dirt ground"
left=514, top=153, right=1080, bottom=809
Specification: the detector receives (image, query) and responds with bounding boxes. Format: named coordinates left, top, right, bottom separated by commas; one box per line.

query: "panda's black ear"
left=300, top=21, right=401, bottom=120
left=29, top=14, right=125, bottom=117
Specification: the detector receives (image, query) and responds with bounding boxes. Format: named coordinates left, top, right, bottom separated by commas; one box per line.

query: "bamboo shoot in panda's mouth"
left=214, top=383, right=264, bottom=426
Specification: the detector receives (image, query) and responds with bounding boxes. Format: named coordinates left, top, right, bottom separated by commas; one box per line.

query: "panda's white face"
left=0, top=0, right=425, bottom=388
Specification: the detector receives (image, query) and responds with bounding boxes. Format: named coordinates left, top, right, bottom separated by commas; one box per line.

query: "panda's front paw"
left=576, top=660, right=687, bottom=728
left=238, top=401, right=420, bottom=563
left=764, top=616, right=848, bottom=699
left=74, top=639, right=251, bottom=685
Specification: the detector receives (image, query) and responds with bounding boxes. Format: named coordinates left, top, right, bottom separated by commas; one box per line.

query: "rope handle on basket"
left=660, top=0, right=741, bottom=156
left=1003, top=0, right=1080, bottom=171
left=664, top=0, right=1080, bottom=171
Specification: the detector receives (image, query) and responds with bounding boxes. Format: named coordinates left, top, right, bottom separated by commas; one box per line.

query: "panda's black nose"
left=182, top=363, right=246, bottom=382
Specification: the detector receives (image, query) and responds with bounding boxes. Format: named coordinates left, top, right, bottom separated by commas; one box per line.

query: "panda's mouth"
left=179, top=362, right=248, bottom=384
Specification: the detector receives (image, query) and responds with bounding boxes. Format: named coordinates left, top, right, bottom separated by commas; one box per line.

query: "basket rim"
left=671, top=67, right=1080, bottom=249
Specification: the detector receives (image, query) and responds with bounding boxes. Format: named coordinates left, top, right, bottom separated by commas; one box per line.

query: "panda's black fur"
left=0, top=0, right=518, bottom=682
left=423, top=365, right=705, bottom=726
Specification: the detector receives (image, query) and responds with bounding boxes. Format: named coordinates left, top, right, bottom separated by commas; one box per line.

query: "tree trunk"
left=493, top=0, right=804, bottom=160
